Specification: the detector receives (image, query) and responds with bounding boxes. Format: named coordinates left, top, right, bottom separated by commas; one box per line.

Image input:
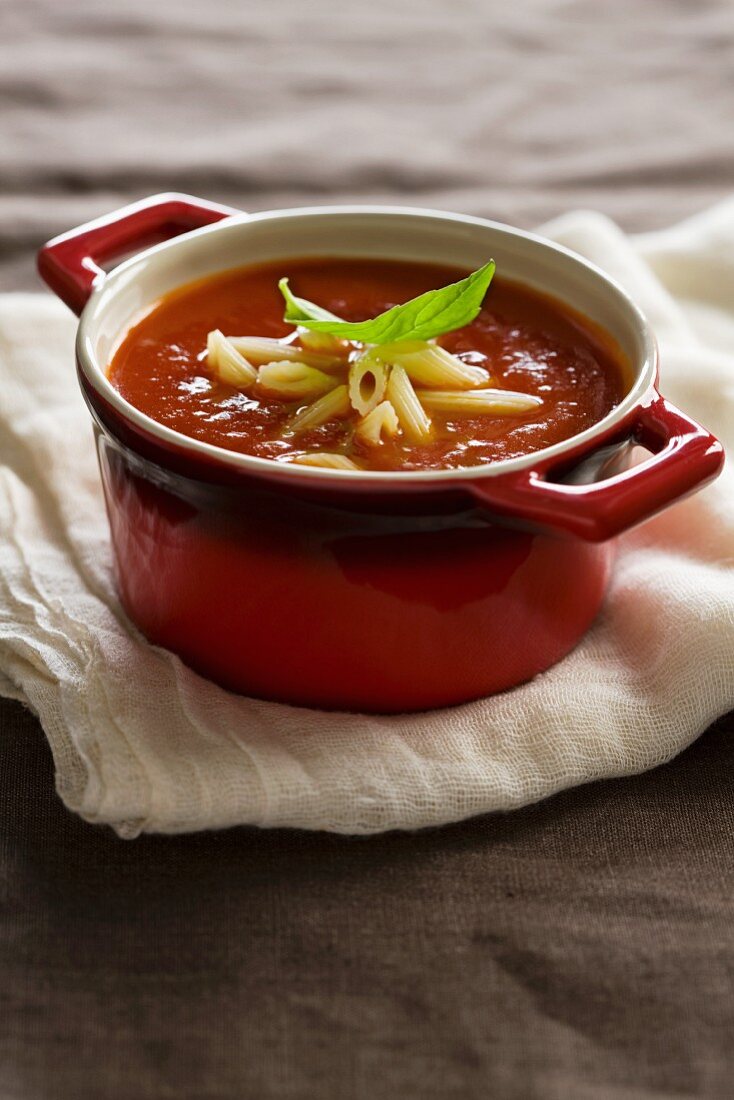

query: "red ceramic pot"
left=38, top=194, right=723, bottom=712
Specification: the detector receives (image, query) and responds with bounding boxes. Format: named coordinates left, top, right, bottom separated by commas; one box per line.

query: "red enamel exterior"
left=37, top=193, right=238, bottom=315
left=38, top=194, right=725, bottom=712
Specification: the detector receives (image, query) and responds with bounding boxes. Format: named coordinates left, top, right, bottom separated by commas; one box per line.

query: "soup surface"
left=108, top=257, right=628, bottom=471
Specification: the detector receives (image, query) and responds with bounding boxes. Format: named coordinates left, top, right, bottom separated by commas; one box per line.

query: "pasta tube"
left=289, top=385, right=351, bottom=433
left=348, top=357, right=388, bottom=417
left=206, top=330, right=258, bottom=387
left=293, top=452, right=360, bottom=470
left=227, top=336, right=343, bottom=371
left=257, top=361, right=340, bottom=401
left=298, top=327, right=351, bottom=357
left=386, top=366, right=432, bottom=441
left=416, top=389, right=543, bottom=414
left=378, top=341, right=489, bottom=389
left=355, top=400, right=400, bottom=445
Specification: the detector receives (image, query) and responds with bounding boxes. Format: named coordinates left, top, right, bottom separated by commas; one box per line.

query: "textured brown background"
left=1, top=1, right=733, bottom=1097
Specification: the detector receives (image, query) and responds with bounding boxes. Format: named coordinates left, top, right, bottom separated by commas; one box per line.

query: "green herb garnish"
left=277, top=281, right=343, bottom=324
left=278, top=261, right=495, bottom=345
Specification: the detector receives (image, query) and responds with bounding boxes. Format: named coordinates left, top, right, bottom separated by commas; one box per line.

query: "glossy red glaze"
left=38, top=194, right=725, bottom=711
left=94, top=421, right=614, bottom=710
left=468, top=395, right=724, bottom=541
left=38, top=192, right=237, bottom=314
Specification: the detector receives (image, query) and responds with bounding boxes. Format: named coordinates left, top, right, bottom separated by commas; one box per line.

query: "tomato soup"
left=108, top=257, right=629, bottom=471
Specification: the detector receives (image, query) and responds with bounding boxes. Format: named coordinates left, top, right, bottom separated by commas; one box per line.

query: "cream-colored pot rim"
left=76, top=205, right=656, bottom=484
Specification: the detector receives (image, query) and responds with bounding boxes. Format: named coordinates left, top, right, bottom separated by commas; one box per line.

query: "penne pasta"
left=206, top=329, right=258, bottom=387
left=416, top=388, right=543, bottom=415
left=297, top=326, right=351, bottom=357
left=386, top=366, right=432, bottom=441
left=348, top=357, right=388, bottom=417
left=375, top=340, right=489, bottom=389
left=355, top=400, right=400, bottom=445
left=293, top=452, right=361, bottom=470
left=227, top=336, right=344, bottom=371
left=289, top=385, right=351, bottom=433
left=257, top=360, right=340, bottom=401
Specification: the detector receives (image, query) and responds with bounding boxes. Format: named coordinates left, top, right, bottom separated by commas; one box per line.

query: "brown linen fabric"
left=3, top=0, right=734, bottom=288
left=2, top=699, right=733, bottom=1100
left=1, top=0, right=734, bottom=1096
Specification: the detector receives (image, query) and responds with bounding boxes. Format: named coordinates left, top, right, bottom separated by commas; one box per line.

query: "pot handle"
left=468, top=395, right=723, bottom=541
left=37, top=192, right=239, bottom=315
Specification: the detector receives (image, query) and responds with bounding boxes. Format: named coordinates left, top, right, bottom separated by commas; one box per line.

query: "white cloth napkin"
left=1, top=203, right=733, bottom=838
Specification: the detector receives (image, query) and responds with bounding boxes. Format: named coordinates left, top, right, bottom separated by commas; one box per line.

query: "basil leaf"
left=278, top=278, right=343, bottom=323
left=279, top=261, right=496, bottom=344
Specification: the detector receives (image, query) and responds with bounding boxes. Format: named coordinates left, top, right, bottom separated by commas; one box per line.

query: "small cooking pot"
left=38, top=194, right=723, bottom=712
